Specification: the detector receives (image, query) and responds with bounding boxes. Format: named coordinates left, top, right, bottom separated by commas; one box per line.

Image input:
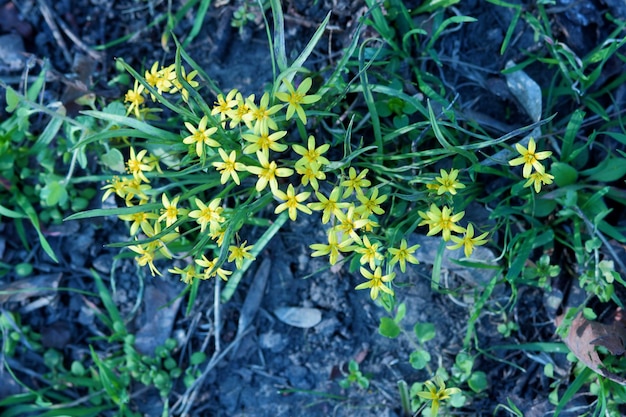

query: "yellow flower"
left=128, top=243, right=161, bottom=276
left=308, top=187, right=350, bottom=224
left=126, top=147, right=153, bottom=183
left=183, top=115, right=219, bottom=157
left=274, top=184, right=312, bottom=221
left=388, top=239, right=420, bottom=273
left=226, top=92, right=253, bottom=129
left=433, top=168, right=465, bottom=195
left=418, top=204, right=465, bottom=241
left=124, top=80, right=145, bottom=118
left=355, top=266, right=395, bottom=300
left=341, top=167, right=371, bottom=198
left=292, top=135, right=330, bottom=167
left=355, top=235, right=384, bottom=270
left=246, top=151, right=294, bottom=192
left=310, top=231, right=355, bottom=265
left=415, top=376, right=461, bottom=417
left=295, top=162, right=326, bottom=190
left=118, top=211, right=159, bottom=236
left=195, top=254, right=232, bottom=281
left=211, top=89, right=238, bottom=124
left=188, top=198, right=224, bottom=233
left=101, top=176, right=131, bottom=201
left=355, top=188, right=387, bottom=217
left=245, top=92, right=282, bottom=134
left=144, top=62, right=175, bottom=98
left=228, top=241, right=255, bottom=269
left=212, top=148, right=246, bottom=185
left=169, top=66, right=199, bottom=102
left=169, top=265, right=200, bottom=285
left=523, top=170, right=555, bottom=193
left=447, top=223, right=489, bottom=257
left=158, top=194, right=186, bottom=228
left=508, top=137, right=552, bottom=178
left=123, top=178, right=152, bottom=205
left=275, top=77, right=321, bottom=124
left=335, top=205, right=370, bottom=244
left=242, top=129, right=288, bottom=156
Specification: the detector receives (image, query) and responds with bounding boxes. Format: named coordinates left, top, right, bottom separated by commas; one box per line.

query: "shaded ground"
left=1, top=0, right=625, bottom=416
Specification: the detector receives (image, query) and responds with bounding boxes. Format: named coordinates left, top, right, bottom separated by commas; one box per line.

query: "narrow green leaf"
left=561, top=109, right=585, bottom=162
left=14, top=194, right=58, bottom=263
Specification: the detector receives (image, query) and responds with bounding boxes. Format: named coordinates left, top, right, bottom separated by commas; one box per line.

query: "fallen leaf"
left=557, top=310, right=626, bottom=385
left=274, top=306, right=322, bottom=328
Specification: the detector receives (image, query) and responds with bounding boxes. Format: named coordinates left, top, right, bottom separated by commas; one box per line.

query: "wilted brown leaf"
left=557, top=310, right=626, bottom=385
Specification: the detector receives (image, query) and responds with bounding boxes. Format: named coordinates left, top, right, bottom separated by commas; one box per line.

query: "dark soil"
left=1, top=0, right=624, bottom=416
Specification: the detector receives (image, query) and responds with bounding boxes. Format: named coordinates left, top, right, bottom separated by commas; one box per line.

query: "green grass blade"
left=182, top=0, right=211, bottom=48
left=14, top=194, right=58, bottom=263
left=268, top=0, right=287, bottom=73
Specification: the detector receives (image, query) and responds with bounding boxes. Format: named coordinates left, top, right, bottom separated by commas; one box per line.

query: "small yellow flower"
left=308, top=187, right=350, bottom=224
left=341, top=167, right=371, bottom=198
left=292, top=135, right=330, bottom=167
left=355, top=188, right=387, bottom=217
left=310, top=231, right=355, bottom=265
left=118, top=211, right=159, bottom=236
left=228, top=241, right=255, bottom=269
left=274, top=184, right=312, bottom=221
left=183, top=115, right=219, bottom=157
left=245, top=92, right=282, bottom=134
left=388, top=239, right=420, bottom=273
left=124, top=80, right=145, bottom=118
left=212, top=148, right=246, bottom=185
left=433, top=168, right=465, bottom=195
left=169, top=66, right=199, bottom=102
left=447, top=223, right=489, bottom=257
left=169, top=265, right=200, bottom=285
left=242, top=129, right=288, bottom=156
left=508, top=137, right=552, bottom=178
left=195, top=254, right=232, bottom=281
left=335, top=205, right=370, bottom=244
left=211, top=89, right=238, bottom=124
left=144, top=62, right=175, bottom=98
left=246, top=151, right=294, bottom=192
left=355, top=266, right=395, bottom=299
left=101, top=176, right=131, bottom=201
left=126, top=147, right=153, bottom=183
left=275, top=77, right=321, bottom=124
left=415, top=376, right=461, bottom=417
left=158, top=194, right=186, bottom=228
left=128, top=243, right=161, bottom=276
left=524, top=170, right=555, bottom=193
left=418, top=204, right=465, bottom=241
left=226, top=92, right=253, bottom=129
left=295, top=162, right=326, bottom=190
left=355, top=235, right=384, bottom=270
left=188, top=198, right=224, bottom=233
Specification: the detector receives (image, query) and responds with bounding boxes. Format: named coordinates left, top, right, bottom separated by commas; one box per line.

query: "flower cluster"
left=109, top=61, right=327, bottom=282
left=508, top=137, right=554, bottom=192
left=107, top=60, right=490, bottom=303
left=419, top=169, right=489, bottom=257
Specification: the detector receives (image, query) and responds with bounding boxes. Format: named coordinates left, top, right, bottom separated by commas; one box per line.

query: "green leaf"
left=414, top=322, right=436, bottom=343
left=394, top=302, right=406, bottom=323
left=101, top=148, right=126, bottom=173
left=41, top=180, right=68, bottom=207
left=551, top=162, right=578, bottom=187
left=409, top=349, right=431, bottom=370
left=5, top=87, right=19, bottom=112
left=379, top=317, right=401, bottom=338
left=581, top=156, right=626, bottom=182
left=561, top=109, right=585, bottom=162
left=468, top=371, right=488, bottom=392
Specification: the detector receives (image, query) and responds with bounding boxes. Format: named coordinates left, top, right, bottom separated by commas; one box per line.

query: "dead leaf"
left=557, top=310, right=626, bottom=385
left=274, top=306, right=322, bottom=328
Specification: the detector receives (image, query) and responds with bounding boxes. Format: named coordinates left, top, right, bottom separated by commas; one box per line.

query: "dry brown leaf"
left=557, top=310, right=626, bottom=385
